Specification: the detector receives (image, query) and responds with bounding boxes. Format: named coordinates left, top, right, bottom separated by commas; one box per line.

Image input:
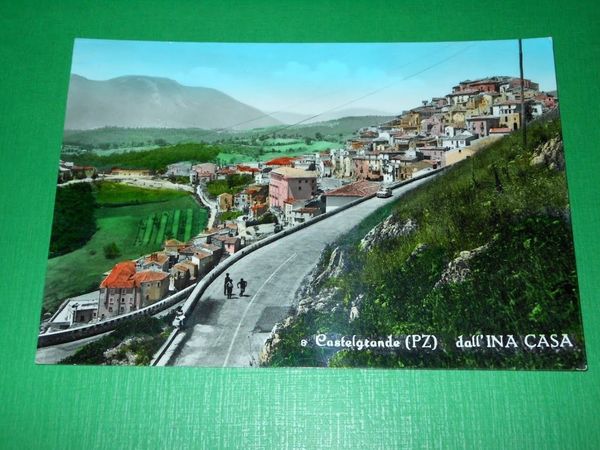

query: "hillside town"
left=46, top=74, right=557, bottom=330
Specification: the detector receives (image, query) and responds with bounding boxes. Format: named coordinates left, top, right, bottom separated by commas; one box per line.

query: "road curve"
left=167, top=175, right=437, bottom=367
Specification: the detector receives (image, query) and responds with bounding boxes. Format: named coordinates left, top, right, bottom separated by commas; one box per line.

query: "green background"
left=1, top=1, right=599, bottom=448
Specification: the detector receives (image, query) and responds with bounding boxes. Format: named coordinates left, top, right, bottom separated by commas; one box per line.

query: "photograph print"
left=36, top=37, right=586, bottom=370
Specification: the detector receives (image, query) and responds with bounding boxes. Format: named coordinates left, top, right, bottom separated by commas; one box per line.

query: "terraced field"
left=43, top=182, right=208, bottom=313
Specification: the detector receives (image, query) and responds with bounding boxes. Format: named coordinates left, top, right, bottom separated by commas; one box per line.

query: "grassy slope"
left=267, top=117, right=585, bottom=370
left=216, top=140, right=341, bottom=164
left=95, top=181, right=187, bottom=205
left=43, top=183, right=207, bottom=314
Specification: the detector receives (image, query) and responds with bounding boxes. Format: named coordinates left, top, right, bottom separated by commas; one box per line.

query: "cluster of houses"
left=177, top=75, right=558, bottom=229
left=50, top=75, right=557, bottom=326
left=57, top=160, right=97, bottom=183
left=333, top=75, right=556, bottom=184
left=95, top=222, right=246, bottom=320
left=46, top=221, right=245, bottom=328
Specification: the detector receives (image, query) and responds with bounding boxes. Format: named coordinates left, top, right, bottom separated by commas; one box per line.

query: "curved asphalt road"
left=167, top=175, right=437, bottom=367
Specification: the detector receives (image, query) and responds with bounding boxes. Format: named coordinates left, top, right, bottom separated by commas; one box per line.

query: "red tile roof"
left=133, top=271, right=169, bottom=284
left=143, top=252, right=169, bottom=265
left=173, top=263, right=191, bottom=272
left=251, top=203, right=267, bottom=211
left=100, top=261, right=137, bottom=289
left=236, top=165, right=260, bottom=173
left=265, top=157, right=297, bottom=166
left=218, top=168, right=238, bottom=175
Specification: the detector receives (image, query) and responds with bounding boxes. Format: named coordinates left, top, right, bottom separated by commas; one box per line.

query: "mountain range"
left=64, top=74, right=394, bottom=130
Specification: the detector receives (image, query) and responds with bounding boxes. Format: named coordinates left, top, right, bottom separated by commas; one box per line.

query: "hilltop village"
left=45, top=75, right=557, bottom=330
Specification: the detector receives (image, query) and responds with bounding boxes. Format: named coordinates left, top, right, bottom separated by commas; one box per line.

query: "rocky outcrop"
left=103, top=337, right=144, bottom=365
left=434, top=243, right=489, bottom=289
left=360, top=215, right=417, bottom=252
left=259, top=245, right=357, bottom=366
left=530, top=136, right=564, bottom=171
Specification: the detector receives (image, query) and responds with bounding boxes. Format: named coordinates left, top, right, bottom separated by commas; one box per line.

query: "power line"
left=182, top=42, right=470, bottom=140
left=264, top=43, right=478, bottom=136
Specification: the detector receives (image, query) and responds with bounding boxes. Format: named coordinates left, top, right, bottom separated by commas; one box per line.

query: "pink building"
left=269, top=167, right=317, bottom=208
left=190, top=163, right=218, bottom=183
left=466, top=116, right=501, bottom=137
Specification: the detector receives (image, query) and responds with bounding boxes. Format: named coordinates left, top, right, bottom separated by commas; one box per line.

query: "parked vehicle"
left=376, top=186, right=393, bottom=198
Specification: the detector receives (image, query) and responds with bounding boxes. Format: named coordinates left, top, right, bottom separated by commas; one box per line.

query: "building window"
left=108, top=307, right=113, bottom=313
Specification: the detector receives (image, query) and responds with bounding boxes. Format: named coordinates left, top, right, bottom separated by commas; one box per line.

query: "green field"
left=95, top=181, right=187, bottom=206
left=217, top=139, right=341, bottom=164
left=43, top=187, right=207, bottom=314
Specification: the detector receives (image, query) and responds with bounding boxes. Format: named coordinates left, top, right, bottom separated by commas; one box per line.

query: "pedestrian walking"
left=226, top=279, right=234, bottom=299
left=237, top=278, right=248, bottom=296
left=224, top=273, right=232, bottom=295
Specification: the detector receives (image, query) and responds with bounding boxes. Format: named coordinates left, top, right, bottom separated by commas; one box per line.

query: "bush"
left=103, top=242, right=121, bottom=259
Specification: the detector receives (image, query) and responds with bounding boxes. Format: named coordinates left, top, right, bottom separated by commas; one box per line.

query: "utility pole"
left=519, top=39, right=527, bottom=149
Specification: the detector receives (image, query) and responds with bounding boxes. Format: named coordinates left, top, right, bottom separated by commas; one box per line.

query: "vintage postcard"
left=36, top=38, right=586, bottom=369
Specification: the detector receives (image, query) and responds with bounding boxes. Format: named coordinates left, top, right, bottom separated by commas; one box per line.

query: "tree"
left=103, top=242, right=121, bottom=259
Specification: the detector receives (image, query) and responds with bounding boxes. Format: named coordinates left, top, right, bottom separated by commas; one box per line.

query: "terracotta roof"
left=143, top=253, right=169, bottom=265
left=324, top=181, right=380, bottom=198
left=133, top=271, right=169, bottom=284
left=218, top=168, right=237, bottom=175
left=244, top=186, right=262, bottom=194
left=164, top=239, right=184, bottom=247
left=251, top=203, right=267, bottom=211
left=224, top=237, right=240, bottom=245
left=180, top=245, right=202, bottom=254
left=173, top=263, right=191, bottom=272
left=236, top=165, right=260, bottom=173
left=265, top=157, right=297, bottom=166
left=100, top=261, right=137, bottom=289
left=490, top=127, right=512, bottom=133
left=193, top=251, right=212, bottom=260
left=180, top=261, right=197, bottom=272
left=271, top=167, right=318, bottom=178
left=100, top=263, right=168, bottom=288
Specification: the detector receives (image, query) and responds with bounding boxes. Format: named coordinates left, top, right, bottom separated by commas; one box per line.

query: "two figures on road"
left=224, top=273, right=248, bottom=299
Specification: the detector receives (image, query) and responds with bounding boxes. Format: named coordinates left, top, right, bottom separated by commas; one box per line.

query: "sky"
left=71, top=38, right=557, bottom=116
